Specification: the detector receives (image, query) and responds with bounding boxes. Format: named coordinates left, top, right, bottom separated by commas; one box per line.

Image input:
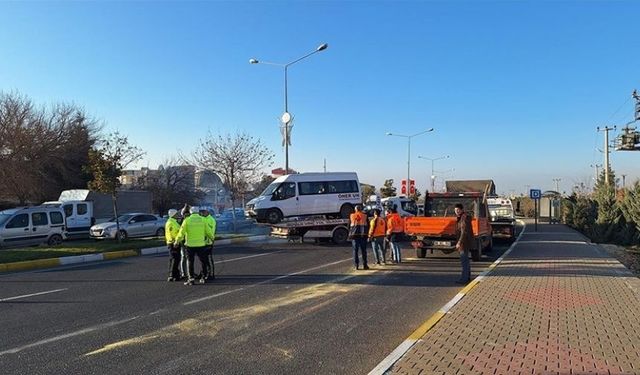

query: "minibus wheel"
left=266, top=209, right=283, bottom=224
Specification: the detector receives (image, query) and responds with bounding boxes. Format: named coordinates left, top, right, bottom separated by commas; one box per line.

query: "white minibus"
left=246, top=172, right=361, bottom=224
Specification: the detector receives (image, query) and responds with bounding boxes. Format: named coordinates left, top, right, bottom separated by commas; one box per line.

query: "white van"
left=364, top=195, right=418, bottom=217
left=42, top=200, right=94, bottom=238
left=246, top=172, right=361, bottom=224
left=0, top=207, right=66, bottom=248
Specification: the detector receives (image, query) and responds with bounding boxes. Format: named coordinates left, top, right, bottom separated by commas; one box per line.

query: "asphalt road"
left=0, top=233, right=515, bottom=375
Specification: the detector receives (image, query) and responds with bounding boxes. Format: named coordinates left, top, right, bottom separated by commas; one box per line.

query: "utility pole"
left=323, top=158, right=326, bottom=173
left=622, top=174, right=626, bottom=188
left=597, top=126, right=615, bottom=185
left=552, top=178, right=561, bottom=192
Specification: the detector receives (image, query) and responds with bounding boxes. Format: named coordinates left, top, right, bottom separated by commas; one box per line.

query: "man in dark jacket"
left=454, top=203, right=474, bottom=284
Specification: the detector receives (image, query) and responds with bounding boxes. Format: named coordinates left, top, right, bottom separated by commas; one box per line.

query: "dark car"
left=216, top=209, right=256, bottom=232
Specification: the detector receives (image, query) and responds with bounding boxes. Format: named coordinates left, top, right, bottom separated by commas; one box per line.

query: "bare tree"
left=191, top=131, right=274, bottom=222
left=136, top=159, right=204, bottom=215
left=85, top=131, right=145, bottom=242
left=0, top=91, right=99, bottom=204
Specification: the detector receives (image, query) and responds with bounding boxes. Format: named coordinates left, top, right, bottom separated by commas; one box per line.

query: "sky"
left=1, top=0, right=639, bottom=196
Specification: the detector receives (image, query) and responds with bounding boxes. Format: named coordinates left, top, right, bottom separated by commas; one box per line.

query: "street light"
left=386, top=128, right=434, bottom=194
left=418, top=155, right=450, bottom=192
left=250, top=43, right=329, bottom=174
left=552, top=178, right=561, bottom=192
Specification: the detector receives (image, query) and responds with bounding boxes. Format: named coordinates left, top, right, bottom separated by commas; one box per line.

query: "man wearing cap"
left=200, top=207, right=217, bottom=280
left=165, top=209, right=182, bottom=281
left=175, top=206, right=214, bottom=285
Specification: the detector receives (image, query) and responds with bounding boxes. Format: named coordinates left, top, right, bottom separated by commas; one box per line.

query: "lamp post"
left=386, top=128, right=434, bottom=195
left=418, top=155, right=450, bottom=192
left=250, top=43, right=328, bottom=174
left=552, top=178, right=561, bottom=192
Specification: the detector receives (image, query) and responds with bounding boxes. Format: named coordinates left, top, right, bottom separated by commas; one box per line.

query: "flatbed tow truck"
left=269, top=216, right=350, bottom=244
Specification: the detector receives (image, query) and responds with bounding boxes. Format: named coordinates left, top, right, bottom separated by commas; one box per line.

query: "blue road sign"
left=530, top=189, right=542, bottom=199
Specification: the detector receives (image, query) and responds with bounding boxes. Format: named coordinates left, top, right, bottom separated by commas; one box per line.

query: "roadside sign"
left=529, top=189, right=541, bottom=199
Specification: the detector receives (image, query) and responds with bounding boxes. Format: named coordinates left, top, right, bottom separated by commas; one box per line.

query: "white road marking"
left=0, top=316, right=140, bottom=356
left=217, top=251, right=284, bottom=264
left=0, top=288, right=68, bottom=302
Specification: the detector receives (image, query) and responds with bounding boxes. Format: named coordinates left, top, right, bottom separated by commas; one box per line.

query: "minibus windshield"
left=261, top=183, right=281, bottom=196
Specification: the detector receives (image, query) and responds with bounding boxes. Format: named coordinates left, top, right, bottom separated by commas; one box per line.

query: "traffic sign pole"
left=529, top=189, right=542, bottom=232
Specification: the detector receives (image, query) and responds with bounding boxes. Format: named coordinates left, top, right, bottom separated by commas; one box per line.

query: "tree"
left=379, top=179, right=396, bottom=198
left=619, top=180, right=640, bottom=243
left=0, top=91, right=99, bottom=203
left=136, top=159, right=203, bottom=216
left=246, top=174, right=276, bottom=201
left=593, top=169, right=622, bottom=242
left=191, top=131, right=274, bottom=224
left=361, top=184, right=376, bottom=203
left=409, top=188, right=422, bottom=202
left=85, top=131, right=145, bottom=242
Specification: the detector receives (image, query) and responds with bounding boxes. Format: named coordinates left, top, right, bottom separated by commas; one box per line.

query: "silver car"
left=90, top=213, right=167, bottom=240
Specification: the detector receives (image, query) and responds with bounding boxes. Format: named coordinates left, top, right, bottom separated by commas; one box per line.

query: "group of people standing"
left=349, top=204, right=405, bottom=270
left=164, top=205, right=217, bottom=286
left=349, top=202, right=474, bottom=284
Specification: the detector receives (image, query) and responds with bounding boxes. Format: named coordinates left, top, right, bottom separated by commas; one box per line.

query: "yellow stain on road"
left=84, top=273, right=366, bottom=357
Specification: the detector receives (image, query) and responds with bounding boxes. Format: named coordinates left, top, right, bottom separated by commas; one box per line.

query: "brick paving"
left=387, top=224, right=640, bottom=375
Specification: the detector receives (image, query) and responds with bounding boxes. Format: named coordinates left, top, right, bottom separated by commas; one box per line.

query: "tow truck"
left=269, top=216, right=350, bottom=244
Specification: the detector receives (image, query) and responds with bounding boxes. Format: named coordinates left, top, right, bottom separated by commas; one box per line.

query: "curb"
left=368, top=220, right=527, bottom=375
left=0, top=235, right=269, bottom=273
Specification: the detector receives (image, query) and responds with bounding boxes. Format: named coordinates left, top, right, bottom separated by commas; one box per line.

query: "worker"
left=175, top=206, right=214, bottom=285
left=386, top=207, right=404, bottom=263
left=454, top=203, right=473, bottom=284
left=165, top=209, right=182, bottom=281
left=349, top=204, right=369, bottom=270
left=368, top=208, right=387, bottom=264
left=200, top=207, right=217, bottom=280
left=178, top=204, right=191, bottom=280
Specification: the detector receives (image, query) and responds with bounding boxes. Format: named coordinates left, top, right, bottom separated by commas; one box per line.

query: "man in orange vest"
left=349, top=204, right=369, bottom=270
left=386, top=206, right=404, bottom=263
left=368, top=208, right=386, bottom=264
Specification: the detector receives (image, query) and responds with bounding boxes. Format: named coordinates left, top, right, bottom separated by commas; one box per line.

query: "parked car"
left=90, top=213, right=167, bottom=240
left=216, top=209, right=256, bottom=232
left=0, top=207, right=66, bottom=248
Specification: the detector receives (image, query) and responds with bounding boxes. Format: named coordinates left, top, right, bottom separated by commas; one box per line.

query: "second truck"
left=404, top=180, right=494, bottom=261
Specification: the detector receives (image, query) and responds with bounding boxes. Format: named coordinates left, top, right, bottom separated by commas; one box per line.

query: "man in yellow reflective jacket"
left=175, top=206, right=214, bottom=285
left=200, top=207, right=217, bottom=280
left=165, top=209, right=182, bottom=281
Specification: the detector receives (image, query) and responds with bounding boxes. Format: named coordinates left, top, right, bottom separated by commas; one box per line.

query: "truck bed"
left=405, top=217, right=489, bottom=237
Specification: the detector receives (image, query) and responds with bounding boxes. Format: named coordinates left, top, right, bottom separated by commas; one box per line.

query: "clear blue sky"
left=1, top=1, right=638, bottom=196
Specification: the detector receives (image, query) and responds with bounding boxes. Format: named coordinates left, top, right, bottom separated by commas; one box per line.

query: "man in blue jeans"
left=454, top=203, right=473, bottom=284
left=349, top=205, right=369, bottom=270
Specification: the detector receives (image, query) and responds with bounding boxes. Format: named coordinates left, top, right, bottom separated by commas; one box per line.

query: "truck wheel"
left=266, top=209, right=283, bottom=224
left=416, top=248, right=427, bottom=258
left=339, top=204, right=354, bottom=219
left=332, top=227, right=349, bottom=244
left=47, top=234, right=63, bottom=246
left=485, top=237, right=493, bottom=252
left=155, top=228, right=165, bottom=237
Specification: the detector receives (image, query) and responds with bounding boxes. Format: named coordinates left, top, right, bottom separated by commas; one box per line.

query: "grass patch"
left=0, top=238, right=165, bottom=264
left=0, top=232, right=262, bottom=264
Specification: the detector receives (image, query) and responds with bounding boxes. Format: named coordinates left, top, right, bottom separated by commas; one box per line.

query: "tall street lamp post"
left=386, top=128, right=434, bottom=194
left=418, top=155, right=450, bottom=192
left=250, top=43, right=328, bottom=174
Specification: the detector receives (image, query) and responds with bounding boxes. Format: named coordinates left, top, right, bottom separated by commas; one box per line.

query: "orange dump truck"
left=404, top=191, right=493, bottom=261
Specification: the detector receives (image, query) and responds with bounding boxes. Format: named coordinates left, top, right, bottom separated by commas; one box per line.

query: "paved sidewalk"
left=386, top=224, right=640, bottom=375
